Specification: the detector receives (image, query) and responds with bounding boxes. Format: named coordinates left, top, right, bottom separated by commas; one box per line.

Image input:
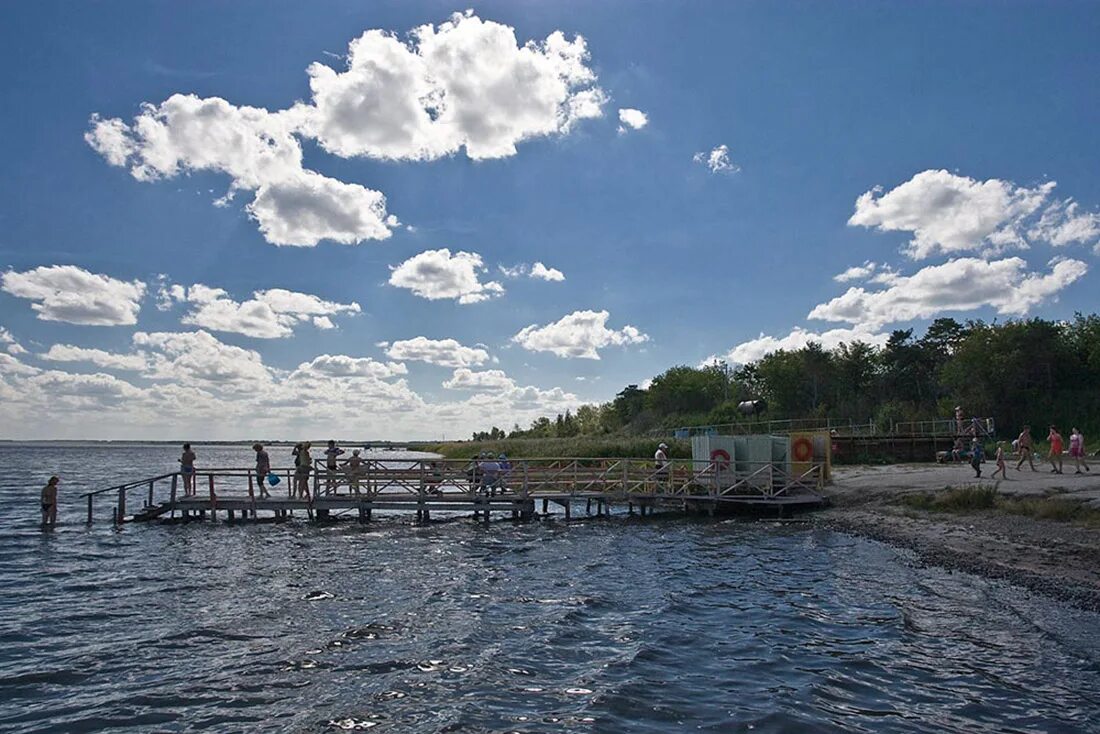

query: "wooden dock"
left=81, top=457, right=827, bottom=526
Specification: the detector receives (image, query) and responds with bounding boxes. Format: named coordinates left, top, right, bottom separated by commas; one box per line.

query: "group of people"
left=466, top=452, right=512, bottom=495
left=958, top=425, right=1092, bottom=479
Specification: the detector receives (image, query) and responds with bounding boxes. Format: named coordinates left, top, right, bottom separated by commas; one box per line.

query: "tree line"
left=471, top=315, right=1100, bottom=442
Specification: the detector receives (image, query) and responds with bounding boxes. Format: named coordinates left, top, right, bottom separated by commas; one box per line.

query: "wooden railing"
left=82, top=457, right=824, bottom=524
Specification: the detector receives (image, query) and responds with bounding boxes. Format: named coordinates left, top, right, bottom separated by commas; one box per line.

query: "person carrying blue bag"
left=253, top=443, right=273, bottom=498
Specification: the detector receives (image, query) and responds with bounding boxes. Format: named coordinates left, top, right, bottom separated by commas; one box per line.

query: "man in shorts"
left=1015, top=426, right=1037, bottom=472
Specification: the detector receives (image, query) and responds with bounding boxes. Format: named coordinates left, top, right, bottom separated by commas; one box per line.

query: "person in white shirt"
left=654, top=442, right=670, bottom=486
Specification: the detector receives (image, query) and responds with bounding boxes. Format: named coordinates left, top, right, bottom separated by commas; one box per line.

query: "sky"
left=1, top=0, right=1098, bottom=441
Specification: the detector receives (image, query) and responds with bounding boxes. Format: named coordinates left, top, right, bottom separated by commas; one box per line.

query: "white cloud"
left=42, top=344, right=148, bottom=371
left=442, top=367, right=516, bottom=391
left=161, top=283, right=360, bottom=338
left=87, top=12, right=606, bottom=246
left=1, top=265, right=146, bottom=326
left=512, top=309, right=648, bottom=359
left=693, top=144, right=738, bottom=174
left=849, top=170, right=1056, bottom=260
left=293, top=354, right=407, bottom=379
left=808, top=256, right=1088, bottom=328
left=389, top=248, right=504, bottom=304
left=1028, top=199, right=1100, bottom=249
left=833, top=261, right=880, bottom=283
left=617, top=108, right=648, bottom=133
left=706, top=326, right=890, bottom=366
left=0, top=327, right=27, bottom=355
left=0, top=352, right=39, bottom=376
left=301, top=12, right=605, bottom=161
left=499, top=261, right=566, bottom=281
left=530, top=262, right=565, bottom=281
left=385, top=337, right=489, bottom=368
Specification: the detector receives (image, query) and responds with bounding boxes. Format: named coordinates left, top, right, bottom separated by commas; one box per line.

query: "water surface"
left=2, top=443, right=1099, bottom=733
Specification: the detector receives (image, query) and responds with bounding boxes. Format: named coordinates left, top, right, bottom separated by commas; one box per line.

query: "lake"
left=1, top=443, right=1098, bottom=733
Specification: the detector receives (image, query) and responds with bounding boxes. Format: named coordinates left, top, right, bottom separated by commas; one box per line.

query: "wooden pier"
left=80, top=457, right=827, bottom=526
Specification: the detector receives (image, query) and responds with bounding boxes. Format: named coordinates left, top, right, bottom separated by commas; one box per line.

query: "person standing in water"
left=179, top=443, right=197, bottom=495
left=253, top=443, right=272, bottom=499
left=1048, top=426, right=1064, bottom=474
left=1015, top=426, right=1037, bottom=472
left=1069, top=427, right=1091, bottom=474
left=41, top=476, right=59, bottom=527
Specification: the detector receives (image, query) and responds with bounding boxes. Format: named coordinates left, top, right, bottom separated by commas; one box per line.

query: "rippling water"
left=2, top=443, right=1100, bottom=733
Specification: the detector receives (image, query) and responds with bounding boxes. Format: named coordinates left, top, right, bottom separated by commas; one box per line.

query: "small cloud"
left=693, top=144, right=739, bottom=174
left=617, top=108, right=648, bottom=133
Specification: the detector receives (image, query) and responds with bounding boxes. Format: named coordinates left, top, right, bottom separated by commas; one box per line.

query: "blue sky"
left=1, top=1, right=1098, bottom=440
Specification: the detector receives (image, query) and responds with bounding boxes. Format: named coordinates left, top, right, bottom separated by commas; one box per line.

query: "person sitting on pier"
left=479, top=453, right=501, bottom=496
left=343, top=449, right=365, bottom=496
left=253, top=443, right=272, bottom=499
left=179, top=443, right=196, bottom=496
left=324, top=440, right=345, bottom=494
left=292, top=442, right=312, bottom=498
left=41, top=476, right=59, bottom=527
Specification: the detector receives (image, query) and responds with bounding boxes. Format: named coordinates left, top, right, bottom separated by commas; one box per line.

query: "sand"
left=819, top=462, right=1100, bottom=610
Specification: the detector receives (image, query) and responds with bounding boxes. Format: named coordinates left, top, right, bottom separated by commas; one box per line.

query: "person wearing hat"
left=654, top=443, right=670, bottom=486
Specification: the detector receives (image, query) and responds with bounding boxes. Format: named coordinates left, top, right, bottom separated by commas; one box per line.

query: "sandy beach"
left=821, top=462, right=1100, bottom=610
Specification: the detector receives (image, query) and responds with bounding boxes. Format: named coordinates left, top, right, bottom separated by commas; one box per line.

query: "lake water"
left=2, top=443, right=1099, bottom=733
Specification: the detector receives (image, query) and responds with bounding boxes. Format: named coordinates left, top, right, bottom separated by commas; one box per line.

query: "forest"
left=472, top=315, right=1100, bottom=443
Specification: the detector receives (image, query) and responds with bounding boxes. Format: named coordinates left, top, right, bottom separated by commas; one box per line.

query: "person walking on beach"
left=324, top=440, right=344, bottom=494
left=253, top=443, right=272, bottom=499
left=40, top=476, right=59, bottom=527
left=1015, top=426, right=1037, bottom=471
left=991, top=443, right=1008, bottom=480
left=1069, top=427, right=1091, bottom=474
left=179, top=443, right=197, bottom=495
left=970, top=439, right=984, bottom=478
left=655, top=442, right=670, bottom=487
left=292, top=442, right=312, bottom=499
left=1048, top=426, right=1064, bottom=474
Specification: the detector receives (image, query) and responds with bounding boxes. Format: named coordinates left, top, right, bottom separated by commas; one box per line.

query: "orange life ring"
left=792, top=437, right=813, bottom=462
left=710, top=448, right=731, bottom=470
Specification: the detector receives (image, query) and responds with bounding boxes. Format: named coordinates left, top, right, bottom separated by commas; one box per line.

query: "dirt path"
left=818, top=463, right=1100, bottom=610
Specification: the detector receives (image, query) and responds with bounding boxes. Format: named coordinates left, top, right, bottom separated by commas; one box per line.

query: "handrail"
left=80, top=472, right=177, bottom=498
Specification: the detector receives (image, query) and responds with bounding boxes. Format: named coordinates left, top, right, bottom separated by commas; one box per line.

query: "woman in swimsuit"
left=1069, top=428, right=1091, bottom=474
left=293, top=442, right=312, bottom=499
left=41, top=476, right=59, bottom=527
left=179, top=443, right=197, bottom=495
left=1048, top=426, right=1064, bottom=475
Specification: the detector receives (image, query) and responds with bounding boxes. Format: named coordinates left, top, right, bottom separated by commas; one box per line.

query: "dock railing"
left=82, top=457, right=825, bottom=524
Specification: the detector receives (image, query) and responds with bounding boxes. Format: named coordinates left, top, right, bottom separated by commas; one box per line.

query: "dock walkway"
left=81, top=457, right=827, bottom=525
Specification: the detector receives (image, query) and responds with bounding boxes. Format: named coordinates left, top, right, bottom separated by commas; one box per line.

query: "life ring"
left=710, top=448, right=731, bottom=471
left=792, top=437, right=813, bottom=462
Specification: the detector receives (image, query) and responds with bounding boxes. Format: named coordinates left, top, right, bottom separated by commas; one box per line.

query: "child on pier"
left=991, top=443, right=1008, bottom=480
left=344, top=449, right=364, bottom=496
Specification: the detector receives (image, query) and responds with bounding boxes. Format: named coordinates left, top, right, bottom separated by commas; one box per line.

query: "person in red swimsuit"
left=1047, top=426, right=1064, bottom=475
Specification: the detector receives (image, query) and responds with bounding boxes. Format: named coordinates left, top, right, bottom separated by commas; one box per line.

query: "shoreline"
left=817, top=464, right=1100, bottom=611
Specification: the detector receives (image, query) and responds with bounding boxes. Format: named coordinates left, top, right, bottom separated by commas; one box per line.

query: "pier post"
left=147, top=481, right=154, bottom=508
left=358, top=505, right=366, bottom=524
left=117, top=488, right=125, bottom=524
left=564, top=501, right=571, bottom=520
left=586, top=498, right=592, bottom=514
left=542, top=498, right=548, bottom=514
left=628, top=502, right=634, bottom=515
left=87, top=495, right=93, bottom=525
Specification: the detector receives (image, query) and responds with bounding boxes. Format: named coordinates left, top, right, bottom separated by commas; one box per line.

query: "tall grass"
left=899, top=485, right=1100, bottom=527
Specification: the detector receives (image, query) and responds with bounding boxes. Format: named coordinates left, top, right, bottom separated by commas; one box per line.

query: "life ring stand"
left=792, top=437, right=813, bottom=462
left=710, top=448, right=731, bottom=471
